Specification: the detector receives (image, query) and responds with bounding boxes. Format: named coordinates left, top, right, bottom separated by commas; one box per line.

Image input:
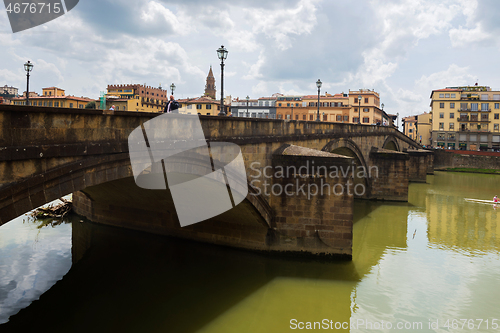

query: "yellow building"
left=12, top=87, right=93, bottom=109
left=177, top=96, right=228, bottom=116
left=106, top=84, right=169, bottom=112
left=417, top=112, right=432, bottom=146
left=403, top=116, right=417, bottom=140
left=430, top=86, right=500, bottom=150
left=273, top=89, right=389, bottom=125
left=403, top=112, right=432, bottom=145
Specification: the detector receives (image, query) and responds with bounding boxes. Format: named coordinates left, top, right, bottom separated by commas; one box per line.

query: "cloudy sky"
left=1, top=0, right=500, bottom=119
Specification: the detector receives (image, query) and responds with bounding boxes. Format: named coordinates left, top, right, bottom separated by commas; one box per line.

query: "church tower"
left=204, top=66, right=216, bottom=99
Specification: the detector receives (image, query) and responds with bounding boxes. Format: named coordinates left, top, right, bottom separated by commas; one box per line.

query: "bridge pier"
left=405, top=149, right=434, bottom=182
left=367, top=147, right=409, bottom=201
left=268, top=145, right=354, bottom=259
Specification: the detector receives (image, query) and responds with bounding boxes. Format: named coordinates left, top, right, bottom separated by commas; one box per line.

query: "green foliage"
left=85, top=101, right=96, bottom=109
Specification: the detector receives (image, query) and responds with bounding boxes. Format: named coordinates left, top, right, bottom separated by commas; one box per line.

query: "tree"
left=85, top=101, right=96, bottom=109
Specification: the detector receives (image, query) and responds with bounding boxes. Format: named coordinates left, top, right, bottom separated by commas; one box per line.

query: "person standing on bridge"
left=164, top=95, right=180, bottom=113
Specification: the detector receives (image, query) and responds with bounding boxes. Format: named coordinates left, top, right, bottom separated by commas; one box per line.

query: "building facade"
left=430, top=86, right=500, bottom=150
left=106, top=84, right=169, bottom=112
left=177, top=96, right=227, bottom=116
left=1, top=85, right=18, bottom=96
left=231, top=97, right=277, bottom=118
left=12, top=87, right=93, bottom=109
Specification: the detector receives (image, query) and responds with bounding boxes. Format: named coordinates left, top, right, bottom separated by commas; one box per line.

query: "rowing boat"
left=465, top=198, right=498, bottom=204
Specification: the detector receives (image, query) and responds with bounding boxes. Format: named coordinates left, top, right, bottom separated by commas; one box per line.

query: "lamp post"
left=358, top=94, right=362, bottom=124
left=291, top=102, right=294, bottom=120
left=217, top=45, right=228, bottom=116
left=24, top=61, right=33, bottom=106
left=246, top=95, right=249, bottom=117
left=170, top=83, right=176, bottom=96
left=316, top=79, right=322, bottom=121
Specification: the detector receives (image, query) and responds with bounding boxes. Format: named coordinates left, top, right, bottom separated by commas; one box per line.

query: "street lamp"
left=217, top=45, right=228, bottom=116
left=291, top=102, right=294, bottom=120
left=316, top=79, right=322, bottom=121
left=381, top=103, right=384, bottom=110
left=170, top=83, right=176, bottom=96
left=24, top=61, right=33, bottom=106
left=358, top=94, right=362, bottom=124
left=246, top=95, right=249, bottom=117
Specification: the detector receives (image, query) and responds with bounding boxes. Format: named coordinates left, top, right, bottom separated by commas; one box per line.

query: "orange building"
left=12, top=87, right=93, bottom=109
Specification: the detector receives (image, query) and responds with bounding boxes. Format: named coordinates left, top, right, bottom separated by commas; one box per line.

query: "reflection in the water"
left=0, top=171, right=499, bottom=333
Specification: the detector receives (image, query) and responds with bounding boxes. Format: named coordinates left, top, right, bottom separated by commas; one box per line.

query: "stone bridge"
left=0, top=105, right=432, bottom=259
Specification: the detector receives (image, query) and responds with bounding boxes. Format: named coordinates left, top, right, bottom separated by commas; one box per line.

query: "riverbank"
left=435, top=167, right=500, bottom=175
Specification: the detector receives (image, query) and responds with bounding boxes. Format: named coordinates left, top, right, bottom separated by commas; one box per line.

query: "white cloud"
left=249, top=0, right=319, bottom=50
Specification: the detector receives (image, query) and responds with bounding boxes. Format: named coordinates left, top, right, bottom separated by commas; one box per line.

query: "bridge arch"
left=321, top=138, right=371, bottom=198
left=382, top=135, right=400, bottom=151
left=0, top=154, right=271, bottom=228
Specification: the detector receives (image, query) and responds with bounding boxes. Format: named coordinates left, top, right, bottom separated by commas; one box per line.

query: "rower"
left=494, top=195, right=498, bottom=203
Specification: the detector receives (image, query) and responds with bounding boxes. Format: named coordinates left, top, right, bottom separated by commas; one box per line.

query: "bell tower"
left=204, top=66, right=216, bottom=99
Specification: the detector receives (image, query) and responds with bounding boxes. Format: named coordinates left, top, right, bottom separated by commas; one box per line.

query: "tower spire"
left=204, top=66, right=216, bottom=99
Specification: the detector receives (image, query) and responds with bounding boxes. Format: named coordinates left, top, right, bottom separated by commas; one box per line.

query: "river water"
left=0, top=172, right=499, bottom=332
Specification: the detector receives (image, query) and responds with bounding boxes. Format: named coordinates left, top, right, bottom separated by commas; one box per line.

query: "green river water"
left=0, top=171, right=499, bottom=332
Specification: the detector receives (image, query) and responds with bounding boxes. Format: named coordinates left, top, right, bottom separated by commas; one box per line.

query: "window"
left=309, top=102, right=314, bottom=107
left=344, top=116, right=349, bottom=122
left=354, top=108, right=358, bottom=112
left=409, top=129, right=413, bottom=133
left=206, top=113, right=210, bottom=115
left=353, top=117, right=359, bottom=123
left=481, top=103, right=489, bottom=111
left=495, top=113, right=499, bottom=119
left=438, top=133, right=445, bottom=140
left=48, top=101, right=52, bottom=107
left=481, top=94, right=489, bottom=100
left=448, top=134, right=455, bottom=140
left=287, top=103, right=290, bottom=107
left=449, top=123, right=454, bottom=130
left=54, top=102, right=59, bottom=107
left=206, top=104, right=212, bottom=109
left=363, top=108, right=369, bottom=112
left=450, top=103, right=455, bottom=108
left=471, top=103, right=478, bottom=111
left=445, top=94, right=450, bottom=98
left=439, top=122, right=444, bottom=130
left=69, top=103, right=73, bottom=108
left=461, top=103, right=468, bottom=110
left=363, top=117, right=369, bottom=123
left=440, top=103, right=444, bottom=108
left=439, top=112, right=444, bottom=118
left=187, top=104, right=192, bottom=109
left=296, top=115, right=299, bottom=120
left=38, top=101, right=42, bottom=106
left=364, top=98, right=368, bottom=103
left=79, top=104, right=84, bottom=109
left=196, top=104, right=202, bottom=109
left=303, top=115, right=306, bottom=120
left=495, top=103, right=499, bottom=109
left=310, top=115, right=314, bottom=120
left=495, top=124, right=499, bottom=131
left=439, top=94, right=444, bottom=98
left=336, top=115, right=342, bottom=121
left=323, top=114, right=327, bottom=121
left=354, top=98, right=358, bottom=103
left=44, top=101, right=47, bottom=106
left=450, top=113, right=454, bottom=118
left=451, top=93, right=456, bottom=98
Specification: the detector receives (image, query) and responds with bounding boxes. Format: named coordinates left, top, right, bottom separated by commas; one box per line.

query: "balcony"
left=457, top=116, right=490, bottom=122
